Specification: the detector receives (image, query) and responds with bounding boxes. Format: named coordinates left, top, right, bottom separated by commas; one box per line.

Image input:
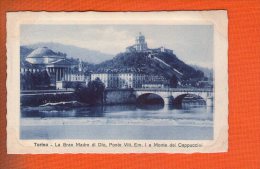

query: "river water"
left=20, top=103, right=213, bottom=140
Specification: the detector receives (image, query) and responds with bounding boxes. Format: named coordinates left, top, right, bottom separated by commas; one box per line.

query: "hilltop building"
left=134, top=32, right=148, bottom=51
left=126, top=32, right=147, bottom=52
left=126, top=32, right=173, bottom=54
left=91, top=33, right=175, bottom=89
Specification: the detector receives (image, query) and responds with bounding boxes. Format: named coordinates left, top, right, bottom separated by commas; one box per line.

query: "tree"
left=74, top=78, right=105, bottom=105
left=87, top=78, right=105, bottom=104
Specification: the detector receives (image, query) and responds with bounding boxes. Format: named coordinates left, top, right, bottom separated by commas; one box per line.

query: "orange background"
left=0, top=0, right=260, bottom=169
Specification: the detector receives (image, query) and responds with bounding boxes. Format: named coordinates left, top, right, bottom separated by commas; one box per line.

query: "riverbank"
left=21, top=93, right=77, bottom=106
left=21, top=117, right=213, bottom=127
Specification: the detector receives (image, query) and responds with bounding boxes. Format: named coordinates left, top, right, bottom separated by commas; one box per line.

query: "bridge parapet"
left=105, top=87, right=213, bottom=92
left=133, top=88, right=213, bottom=92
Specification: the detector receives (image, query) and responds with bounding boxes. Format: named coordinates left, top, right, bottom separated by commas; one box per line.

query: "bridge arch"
left=136, top=93, right=165, bottom=106
left=173, top=94, right=206, bottom=107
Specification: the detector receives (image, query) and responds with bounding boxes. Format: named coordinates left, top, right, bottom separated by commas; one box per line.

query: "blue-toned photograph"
left=20, top=24, right=214, bottom=140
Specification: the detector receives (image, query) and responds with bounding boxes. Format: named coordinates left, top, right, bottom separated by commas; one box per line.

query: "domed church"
left=26, top=47, right=67, bottom=64
left=21, top=47, right=79, bottom=88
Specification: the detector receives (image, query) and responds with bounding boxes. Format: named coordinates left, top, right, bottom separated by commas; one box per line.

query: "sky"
left=21, top=24, right=213, bottom=68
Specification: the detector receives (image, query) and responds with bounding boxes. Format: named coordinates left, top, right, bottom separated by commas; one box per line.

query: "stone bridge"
left=104, top=88, right=214, bottom=106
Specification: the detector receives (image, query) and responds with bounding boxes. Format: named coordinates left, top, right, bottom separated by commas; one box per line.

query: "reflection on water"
left=137, top=104, right=164, bottom=110
left=20, top=102, right=214, bottom=140
left=21, top=103, right=213, bottom=121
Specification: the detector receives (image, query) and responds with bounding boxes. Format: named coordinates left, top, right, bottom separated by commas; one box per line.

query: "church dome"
left=26, top=47, right=66, bottom=64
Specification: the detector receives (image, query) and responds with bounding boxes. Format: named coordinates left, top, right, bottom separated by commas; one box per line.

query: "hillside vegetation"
left=20, top=45, right=206, bottom=87
left=95, top=51, right=204, bottom=81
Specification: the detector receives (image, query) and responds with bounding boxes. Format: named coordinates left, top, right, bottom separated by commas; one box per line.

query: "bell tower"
left=78, top=59, right=83, bottom=72
left=134, top=32, right=148, bottom=51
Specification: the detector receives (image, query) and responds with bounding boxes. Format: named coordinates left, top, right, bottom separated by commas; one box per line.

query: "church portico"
left=21, top=47, right=88, bottom=89
left=46, top=65, right=72, bottom=85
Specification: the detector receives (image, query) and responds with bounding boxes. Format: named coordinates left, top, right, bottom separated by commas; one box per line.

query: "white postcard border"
left=6, top=11, right=228, bottom=154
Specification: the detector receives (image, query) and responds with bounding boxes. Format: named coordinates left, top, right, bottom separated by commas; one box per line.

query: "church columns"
left=63, top=68, right=66, bottom=81
left=58, top=67, right=68, bottom=81
left=70, top=68, right=72, bottom=81
left=61, top=68, right=63, bottom=80
left=56, top=68, right=58, bottom=81
left=60, top=68, right=62, bottom=81
left=51, top=67, right=71, bottom=82
left=68, top=68, right=71, bottom=81
left=58, top=68, right=60, bottom=81
left=64, top=68, right=67, bottom=81
left=56, top=68, right=59, bottom=81
left=68, top=68, right=70, bottom=81
left=66, top=68, right=68, bottom=81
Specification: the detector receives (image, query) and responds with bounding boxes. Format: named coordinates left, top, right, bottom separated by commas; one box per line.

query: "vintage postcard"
left=6, top=11, right=228, bottom=154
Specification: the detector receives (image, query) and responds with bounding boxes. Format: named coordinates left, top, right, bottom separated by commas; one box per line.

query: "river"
left=20, top=103, right=214, bottom=140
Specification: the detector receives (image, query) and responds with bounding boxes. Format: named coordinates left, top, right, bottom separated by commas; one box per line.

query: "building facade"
left=90, top=72, right=168, bottom=89
left=90, top=73, right=109, bottom=87
left=142, top=83, right=164, bottom=88
left=21, top=47, right=89, bottom=89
